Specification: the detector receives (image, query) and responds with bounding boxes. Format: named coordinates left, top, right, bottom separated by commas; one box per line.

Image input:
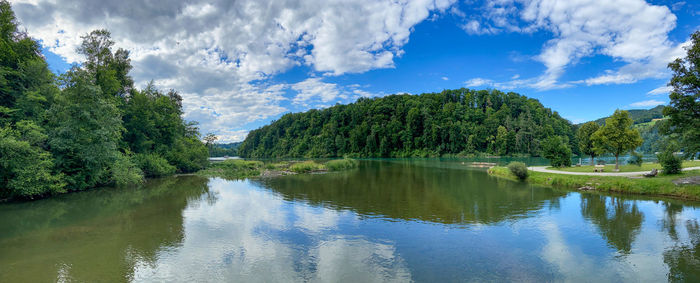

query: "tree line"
left=239, top=88, right=578, bottom=158
left=0, top=2, right=208, bottom=200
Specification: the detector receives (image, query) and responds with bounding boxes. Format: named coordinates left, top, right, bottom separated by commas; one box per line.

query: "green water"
left=2, top=159, right=700, bottom=282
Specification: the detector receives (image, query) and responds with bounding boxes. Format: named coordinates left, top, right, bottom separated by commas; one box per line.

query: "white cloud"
left=463, top=0, right=688, bottom=90
left=291, top=78, right=342, bottom=105
left=441, top=76, right=449, bottom=81
left=630, top=99, right=665, bottom=107
left=465, top=78, right=493, bottom=87
left=647, top=85, right=673, bottom=95
left=10, top=0, right=456, bottom=140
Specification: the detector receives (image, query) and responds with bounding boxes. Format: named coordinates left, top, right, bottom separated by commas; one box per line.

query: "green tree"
left=48, top=69, right=124, bottom=190
left=664, top=30, right=700, bottom=158
left=577, top=121, right=601, bottom=165
left=592, top=110, right=643, bottom=171
left=541, top=136, right=572, bottom=167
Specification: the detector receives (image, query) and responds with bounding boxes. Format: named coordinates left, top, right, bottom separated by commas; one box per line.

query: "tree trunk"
left=590, top=154, right=595, bottom=166
left=615, top=154, right=619, bottom=171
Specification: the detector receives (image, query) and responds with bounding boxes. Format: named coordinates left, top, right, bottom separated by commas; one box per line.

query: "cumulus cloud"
left=10, top=0, right=455, bottom=142
left=462, top=0, right=688, bottom=90
left=630, top=99, right=665, bottom=107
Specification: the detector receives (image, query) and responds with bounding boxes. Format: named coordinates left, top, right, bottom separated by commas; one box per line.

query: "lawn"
left=488, top=166, right=700, bottom=200
left=547, top=160, right=700, bottom=172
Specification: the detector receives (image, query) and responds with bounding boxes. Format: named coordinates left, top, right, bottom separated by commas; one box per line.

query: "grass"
left=488, top=166, right=700, bottom=200
left=198, top=159, right=358, bottom=179
left=547, top=160, right=700, bottom=173
left=325, top=159, right=359, bottom=171
left=289, top=161, right=326, bottom=173
left=197, top=159, right=264, bottom=179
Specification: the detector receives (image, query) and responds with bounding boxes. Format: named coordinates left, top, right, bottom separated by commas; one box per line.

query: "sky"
left=9, top=0, right=700, bottom=143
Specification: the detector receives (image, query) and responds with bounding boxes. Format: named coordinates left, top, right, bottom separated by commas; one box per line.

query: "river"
left=1, top=159, right=699, bottom=281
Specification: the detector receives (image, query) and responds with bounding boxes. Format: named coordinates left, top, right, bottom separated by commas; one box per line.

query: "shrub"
left=658, top=149, right=682, bottom=175
left=166, top=137, right=209, bottom=173
left=325, top=159, right=359, bottom=171
left=135, top=153, right=176, bottom=177
left=290, top=161, right=325, bottom=173
left=507, top=161, right=529, bottom=180
left=0, top=128, right=65, bottom=199
left=627, top=151, right=643, bottom=166
left=541, top=136, right=572, bottom=167
left=111, top=153, right=144, bottom=186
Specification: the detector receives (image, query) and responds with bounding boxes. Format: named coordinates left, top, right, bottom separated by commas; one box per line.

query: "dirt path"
left=527, top=166, right=700, bottom=177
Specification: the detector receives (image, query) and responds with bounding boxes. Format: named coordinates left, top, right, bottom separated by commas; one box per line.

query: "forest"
left=238, top=88, right=577, bottom=158
left=0, top=2, right=208, bottom=200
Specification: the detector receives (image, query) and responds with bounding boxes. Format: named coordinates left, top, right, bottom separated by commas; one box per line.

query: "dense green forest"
left=239, top=88, right=577, bottom=158
left=0, top=2, right=207, bottom=200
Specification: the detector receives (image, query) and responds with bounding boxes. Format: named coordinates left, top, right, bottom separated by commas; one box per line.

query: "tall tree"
left=48, top=69, right=125, bottom=190
left=577, top=121, right=601, bottom=165
left=664, top=30, right=700, bottom=158
left=592, top=110, right=643, bottom=170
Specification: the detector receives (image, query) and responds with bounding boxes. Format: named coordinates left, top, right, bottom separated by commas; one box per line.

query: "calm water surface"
left=1, top=160, right=700, bottom=282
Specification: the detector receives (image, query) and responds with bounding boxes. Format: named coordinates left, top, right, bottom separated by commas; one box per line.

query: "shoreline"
left=488, top=166, right=700, bottom=201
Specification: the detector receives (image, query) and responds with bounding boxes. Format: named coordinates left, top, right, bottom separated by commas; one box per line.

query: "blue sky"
left=12, top=0, right=700, bottom=142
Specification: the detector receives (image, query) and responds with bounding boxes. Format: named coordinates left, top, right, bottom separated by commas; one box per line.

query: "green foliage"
left=325, top=159, right=359, bottom=171
left=577, top=121, right=600, bottom=165
left=592, top=105, right=665, bottom=125
left=0, top=127, right=65, bottom=199
left=197, top=159, right=263, bottom=179
left=167, top=137, right=209, bottom=173
left=507, top=161, right=528, bottom=180
left=111, top=153, right=144, bottom=186
left=239, top=89, right=576, bottom=158
left=658, top=146, right=683, bottom=175
left=592, top=110, right=643, bottom=170
left=289, top=161, right=326, bottom=173
left=134, top=153, right=176, bottom=177
left=541, top=136, right=572, bottom=167
left=209, top=142, right=241, bottom=157
left=627, top=151, right=643, bottom=166
left=0, top=3, right=209, bottom=200
left=47, top=69, right=124, bottom=190
left=664, top=31, right=700, bottom=158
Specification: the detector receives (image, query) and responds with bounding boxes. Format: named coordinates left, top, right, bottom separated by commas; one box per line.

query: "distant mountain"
left=588, top=105, right=665, bottom=125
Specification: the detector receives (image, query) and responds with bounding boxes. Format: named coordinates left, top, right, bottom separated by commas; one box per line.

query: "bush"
left=135, top=153, right=176, bottom=177
left=658, top=149, right=682, bottom=175
left=0, top=127, right=65, bottom=199
left=289, top=161, right=325, bottom=173
left=541, top=136, right=572, bottom=167
left=627, top=151, right=643, bottom=166
left=166, top=137, right=209, bottom=173
left=325, top=159, right=359, bottom=171
left=507, top=162, right=529, bottom=180
left=111, top=153, right=144, bottom=186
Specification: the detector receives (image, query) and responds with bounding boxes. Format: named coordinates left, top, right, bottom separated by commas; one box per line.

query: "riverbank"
left=488, top=166, right=700, bottom=200
left=197, top=159, right=359, bottom=180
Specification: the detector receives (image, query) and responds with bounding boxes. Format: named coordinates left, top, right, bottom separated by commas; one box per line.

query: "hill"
left=238, top=88, right=576, bottom=158
left=590, top=105, right=665, bottom=125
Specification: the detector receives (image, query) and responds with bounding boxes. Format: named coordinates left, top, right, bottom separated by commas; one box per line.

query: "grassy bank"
left=549, top=160, right=700, bottom=173
left=197, top=159, right=358, bottom=179
left=488, top=166, right=700, bottom=200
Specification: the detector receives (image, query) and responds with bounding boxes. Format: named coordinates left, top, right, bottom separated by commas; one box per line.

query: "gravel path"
left=527, top=166, right=700, bottom=177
